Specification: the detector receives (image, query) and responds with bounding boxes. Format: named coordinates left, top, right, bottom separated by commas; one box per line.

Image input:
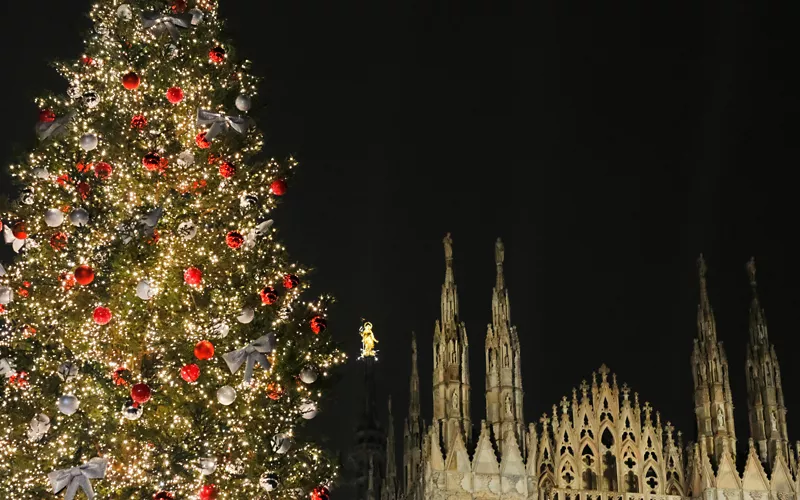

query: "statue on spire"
left=443, top=233, right=454, bottom=262
left=360, top=320, right=379, bottom=359
left=747, top=257, right=757, bottom=287
left=495, top=238, right=504, bottom=266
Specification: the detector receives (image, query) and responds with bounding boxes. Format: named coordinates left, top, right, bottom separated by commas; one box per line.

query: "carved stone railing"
left=548, top=488, right=688, bottom=500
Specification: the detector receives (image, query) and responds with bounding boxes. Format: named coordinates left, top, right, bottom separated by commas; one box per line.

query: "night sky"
left=2, top=0, right=800, bottom=497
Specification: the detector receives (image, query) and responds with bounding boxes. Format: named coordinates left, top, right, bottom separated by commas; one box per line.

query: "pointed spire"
left=697, top=254, right=717, bottom=342
left=441, top=233, right=459, bottom=325
left=491, top=237, right=511, bottom=333
left=385, top=397, right=397, bottom=489
left=409, top=332, right=420, bottom=420
left=747, top=257, right=769, bottom=345
left=495, top=237, right=506, bottom=290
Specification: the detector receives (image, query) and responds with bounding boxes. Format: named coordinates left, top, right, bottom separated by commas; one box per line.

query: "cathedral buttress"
left=433, top=233, right=472, bottom=454
left=485, top=238, right=525, bottom=455
left=691, top=255, right=736, bottom=466
left=744, top=258, right=790, bottom=469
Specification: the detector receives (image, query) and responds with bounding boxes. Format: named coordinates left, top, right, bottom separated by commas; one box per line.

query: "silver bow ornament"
left=3, top=225, right=27, bottom=253
left=141, top=12, right=193, bottom=41
left=244, top=220, right=274, bottom=250
left=48, top=457, right=108, bottom=500
left=222, top=333, right=276, bottom=384
left=27, top=413, right=50, bottom=442
left=36, top=112, right=75, bottom=141
left=0, top=357, right=15, bottom=377
left=196, top=109, right=249, bottom=140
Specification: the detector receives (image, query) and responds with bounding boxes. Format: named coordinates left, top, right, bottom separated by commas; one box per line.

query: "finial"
left=559, top=397, right=569, bottom=415
left=540, top=413, right=549, bottom=427
left=580, top=380, right=589, bottom=398
left=621, top=383, right=630, bottom=400
left=591, top=371, right=597, bottom=387
left=443, top=233, right=454, bottom=262
left=411, top=331, right=417, bottom=351
left=634, top=392, right=640, bottom=408
left=665, top=421, right=674, bottom=436
left=598, top=364, right=610, bottom=382
left=643, top=401, right=652, bottom=421
left=747, top=257, right=757, bottom=287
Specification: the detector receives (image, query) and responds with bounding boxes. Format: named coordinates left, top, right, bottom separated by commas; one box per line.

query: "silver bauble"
left=211, top=321, right=230, bottom=338
left=217, top=385, right=237, bottom=406
left=239, top=193, right=258, bottom=210
left=45, top=209, right=65, bottom=228
left=0, top=286, right=13, bottom=305
left=198, top=457, right=217, bottom=476
left=80, top=133, right=98, bottom=151
left=82, top=91, right=100, bottom=109
left=20, top=188, right=35, bottom=205
left=69, top=208, right=90, bottom=227
left=57, top=395, right=80, bottom=415
left=57, top=362, right=79, bottom=382
left=67, top=84, right=82, bottom=99
left=237, top=307, right=254, bottom=324
left=235, top=95, right=252, bottom=112
left=177, top=221, right=197, bottom=240
left=116, top=4, right=133, bottom=20
left=122, top=401, right=143, bottom=420
left=300, top=400, right=318, bottom=420
left=136, top=280, right=156, bottom=300
left=259, top=472, right=279, bottom=491
left=299, top=366, right=318, bottom=384
left=271, top=433, right=292, bottom=454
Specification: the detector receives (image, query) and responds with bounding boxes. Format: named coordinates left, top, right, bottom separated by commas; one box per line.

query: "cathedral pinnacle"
left=697, top=253, right=717, bottom=343
left=440, top=233, right=459, bottom=325
left=747, top=257, right=768, bottom=346
left=495, top=238, right=505, bottom=291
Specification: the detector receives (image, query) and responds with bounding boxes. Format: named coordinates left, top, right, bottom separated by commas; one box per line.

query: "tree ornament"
left=116, top=4, right=133, bottom=20
left=283, top=274, right=300, bottom=289
left=74, top=264, right=95, bottom=285
left=131, top=383, right=152, bottom=404
left=300, top=400, right=318, bottom=419
left=216, top=385, right=236, bottom=405
left=69, top=208, right=90, bottom=226
left=142, top=153, right=161, bottom=171
left=208, top=46, right=226, bottom=63
left=260, top=472, right=279, bottom=491
left=184, top=266, right=203, bottom=285
left=27, top=413, right=50, bottom=442
left=33, top=166, right=52, bottom=179
left=50, top=232, right=68, bottom=251
left=0, top=286, right=13, bottom=305
left=310, top=316, right=327, bottom=334
left=94, top=162, right=112, bottom=180
left=271, top=433, right=292, bottom=454
left=122, top=72, right=140, bottom=90
left=189, top=8, right=204, bottom=25
left=67, top=84, right=82, bottom=99
left=80, top=133, right=98, bottom=151
left=60, top=272, right=77, bottom=290
left=311, top=486, right=331, bottom=500
left=198, top=457, right=217, bottom=475
left=45, top=208, right=65, bottom=227
left=195, top=131, right=211, bottom=149
left=266, top=382, right=284, bottom=400
left=57, top=361, right=79, bottom=381
left=226, top=231, right=244, bottom=249
left=211, top=321, right=230, bottom=338
left=135, top=279, right=155, bottom=300
left=181, top=363, right=200, bottom=383
left=76, top=181, right=91, bottom=198
left=237, top=307, right=254, bottom=324
left=194, top=340, right=215, bottom=360
left=218, top=161, right=236, bottom=178
left=171, top=0, right=187, bottom=13
left=235, top=95, right=252, bottom=112
left=153, top=492, right=174, bottom=500
left=131, top=114, right=147, bottom=129
left=299, top=365, right=318, bottom=384
left=260, top=286, right=278, bottom=305
left=11, top=222, right=28, bottom=239
left=166, top=87, right=184, bottom=104
left=239, top=192, right=258, bottom=210
left=19, top=187, right=35, bottom=205
left=82, top=91, right=100, bottom=109
left=93, top=306, right=112, bottom=325
left=270, top=179, right=288, bottom=196
left=57, top=395, right=80, bottom=415
left=177, top=221, right=197, bottom=240
left=198, top=484, right=218, bottom=500
left=39, top=109, right=56, bottom=123
left=112, top=367, right=130, bottom=386
left=177, top=150, right=195, bottom=166
left=122, top=400, right=143, bottom=420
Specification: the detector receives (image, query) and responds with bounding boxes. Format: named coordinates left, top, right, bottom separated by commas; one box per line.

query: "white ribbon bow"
left=222, top=333, right=275, bottom=384
left=48, top=457, right=108, bottom=500
left=36, top=112, right=75, bottom=140
left=3, top=225, right=26, bottom=253
left=0, top=358, right=15, bottom=377
left=196, top=109, right=249, bottom=140
left=141, top=12, right=193, bottom=40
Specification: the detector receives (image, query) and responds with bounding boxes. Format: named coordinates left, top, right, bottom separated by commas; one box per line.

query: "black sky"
left=2, top=0, right=799, bottom=498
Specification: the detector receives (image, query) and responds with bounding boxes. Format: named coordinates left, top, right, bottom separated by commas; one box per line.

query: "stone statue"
left=443, top=233, right=453, bottom=261
left=717, top=406, right=725, bottom=428
left=452, top=390, right=459, bottom=410
left=505, top=394, right=513, bottom=416
left=495, top=238, right=505, bottom=265
left=359, top=321, right=378, bottom=358
left=771, top=411, right=778, bottom=432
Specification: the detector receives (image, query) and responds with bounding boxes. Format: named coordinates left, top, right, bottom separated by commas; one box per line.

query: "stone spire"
left=485, top=237, right=525, bottom=455
left=433, top=233, right=471, bottom=454
left=403, top=333, right=423, bottom=498
left=690, top=255, right=736, bottom=466
left=381, top=398, right=398, bottom=500
left=744, top=258, right=790, bottom=468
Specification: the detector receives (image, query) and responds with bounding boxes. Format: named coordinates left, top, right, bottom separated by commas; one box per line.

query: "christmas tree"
left=0, top=1, right=343, bottom=498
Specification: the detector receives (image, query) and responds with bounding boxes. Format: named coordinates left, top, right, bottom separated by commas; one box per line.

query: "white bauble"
left=211, top=321, right=230, bottom=338
left=45, top=209, right=64, bottom=228
left=82, top=91, right=100, bottom=109
left=67, top=84, right=82, bottom=99
left=0, top=286, right=13, bottom=305
left=33, top=167, right=51, bottom=180
left=57, top=362, right=79, bottom=382
left=259, top=472, right=279, bottom=491
left=57, top=395, right=80, bottom=415
left=271, top=433, right=292, bottom=454
left=237, top=307, right=254, bottom=324
left=69, top=208, right=90, bottom=227
left=177, top=150, right=195, bottom=167
left=122, top=401, right=143, bottom=420
left=177, top=221, right=197, bottom=240
left=300, top=400, right=318, bottom=420
left=217, top=386, right=237, bottom=406
left=80, top=133, right=98, bottom=151
left=20, top=188, right=35, bottom=205
left=116, top=4, right=133, bottom=20
left=299, top=366, right=318, bottom=384
left=235, top=95, right=252, bottom=112
left=198, top=457, right=217, bottom=476
left=136, top=280, right=156, bottom=300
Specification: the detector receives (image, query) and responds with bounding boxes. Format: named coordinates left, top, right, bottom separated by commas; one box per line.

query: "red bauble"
left=158, top=157, right=169, bottom=172
left=77, top=181, right=91, bottom=199
left=208, top=47, right=226, bottom=63
left=143, top=153, right=161, bottom=171
left=270, top=179, right=287, bottom=196
left=113, top=367, right=130, bottom=386
left=266, top=382, right=284, bottom=400
left=93, top=306, right=112, bottom=325
left=39, top=109, right=56, bottom=123
left=198, top=484, right=218, bottom=500
left=60, top=272, right=77, bottom=290
left=218, top=161, right=236, bottom=178
left=94, top=162, right=112, bottom=180
left=226, top=231, right=244, bottom=249
left=180, top=363, right=200, bottom=383
left=184, top=267, right=203, bottom=285
left=194, top=340, right=215, bottom=360
left=260, top=286, right=278, bottom=305
left=131, top=114, right=147, bottom=129
left=171, top=0, right=187, bottom=13
left=82, top=56, right=94, bottom=66
left=49, top=232, right=68, bottom=251
left=131, top=383, right=152, bottom=404
left=195, top=132, right=211, bottom=149
left=166, top=87, right=184, bottom=104
left=76, top=161, right=92, bottom=173
left=283, top=274, right=300, bottom=289
left=74, top=265, right=95, bottom=286
left=12, top=222, right=27, bottom=239
left=310, top=316, right=327, bottom=334
left=122, top=72, right=141, bottom=90
left=207, top=153, right=219, bottom=165
left=311, top=486, right=331, bottom=500
left=153, top=491, right=174, bottom=500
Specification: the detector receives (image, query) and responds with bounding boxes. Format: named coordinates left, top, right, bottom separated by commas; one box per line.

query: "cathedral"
left=349, top=234, right=799, bottom=500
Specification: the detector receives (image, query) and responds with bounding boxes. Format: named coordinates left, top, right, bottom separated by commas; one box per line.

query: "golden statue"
left=360, top=321, right=378, bottom=358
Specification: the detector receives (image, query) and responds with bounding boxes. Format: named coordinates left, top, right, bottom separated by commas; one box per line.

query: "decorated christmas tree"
left=0, top=1, right=343, bottom=498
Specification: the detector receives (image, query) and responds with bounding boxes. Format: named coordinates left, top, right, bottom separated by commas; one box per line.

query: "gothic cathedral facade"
left=372, top=234, right=798, bottom=500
